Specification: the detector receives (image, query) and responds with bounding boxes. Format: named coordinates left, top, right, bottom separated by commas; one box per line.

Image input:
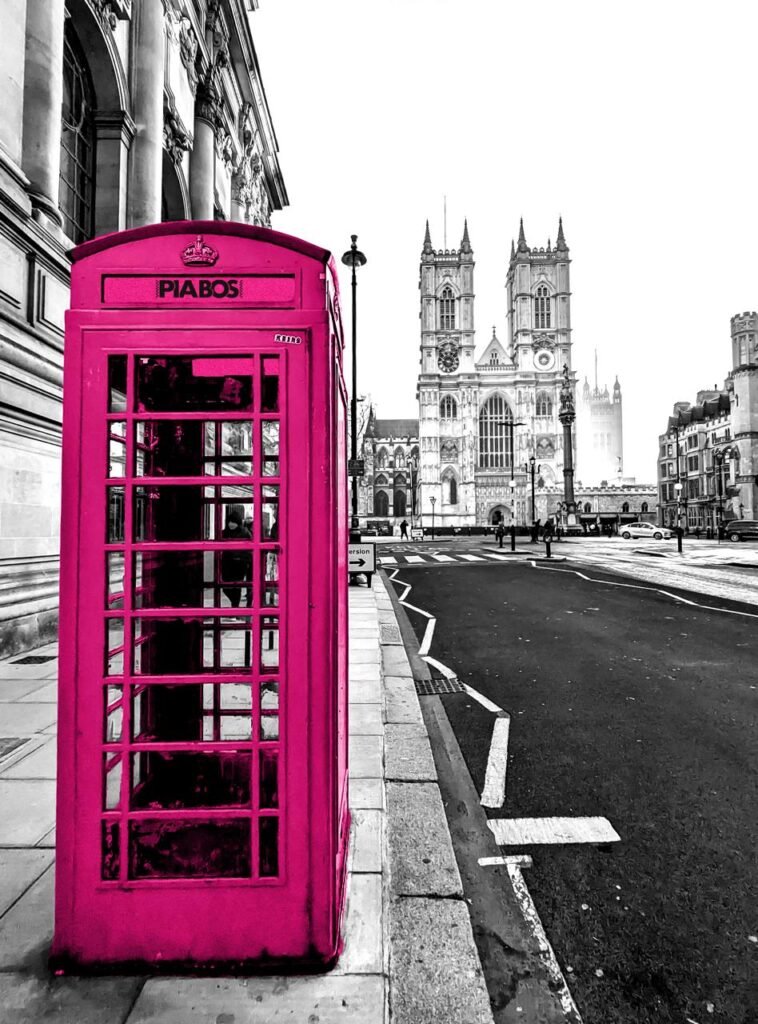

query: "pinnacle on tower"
left=556, top=216, right=568, bottom=252
left=517, top=218, right=528, bottom=253
left=460, top=219, right=472, bottom=254
left=510, top=239, right=516, bottom=260
left=422, top=219, right=433, bottom=255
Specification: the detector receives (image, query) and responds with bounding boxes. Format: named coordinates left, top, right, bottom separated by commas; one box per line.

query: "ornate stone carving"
left=437, top=340, right=460, bottom=373
left=196, top=76, right=221, bottom=125
left=91, top=0, right=120, bottom=31
left=559, top=363, right=576, bottom=423
left=163, top=109, right=192, bottom=164
left=531, top=334, right=556, bottom=350
left=440, top=440, right=458, bottom=462
left=179, top=17, right=199, bottom=94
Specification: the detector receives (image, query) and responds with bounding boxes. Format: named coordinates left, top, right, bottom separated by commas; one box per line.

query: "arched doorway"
left=394, top=490, right=407, bottom=517
left=374, top=490, right=389, bottom=517
left=490, top=505, right=510, bottom=525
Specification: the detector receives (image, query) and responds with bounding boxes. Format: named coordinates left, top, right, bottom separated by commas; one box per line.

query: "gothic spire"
left=517, top=217, right=528, bottom=253
left=556, top=216, right=568, bottom=252
left=510, top=239, right=516, bottom=260
left=422, top=219, right=433, bottom=255
left=460, top=219, right=472, bottom=254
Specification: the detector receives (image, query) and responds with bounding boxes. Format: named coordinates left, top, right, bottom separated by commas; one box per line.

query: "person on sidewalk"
left=543, top=518, right=554, bottom=543
left=400, top=519, right=409, bottom=540
left=495, top=522, right=506, bottom=548
left=530, top=518, right=541, bottom=543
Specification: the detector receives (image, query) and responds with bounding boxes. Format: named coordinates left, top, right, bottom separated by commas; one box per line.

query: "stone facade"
left=657, top=312, right=758, bottom=530
left=0, top=0, right=287, bottom=656
left=576, top=371, right=623, bottom=484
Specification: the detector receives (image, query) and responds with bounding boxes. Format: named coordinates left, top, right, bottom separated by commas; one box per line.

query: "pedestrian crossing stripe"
left=430, top=554, right=455, bottom=562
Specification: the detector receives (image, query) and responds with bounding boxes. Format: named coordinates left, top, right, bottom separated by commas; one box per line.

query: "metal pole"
left=350, top=259, right=358, bottom=519
left=508, top=420, right=516, bottom=550
left=531, top=461, right=535, bottom=524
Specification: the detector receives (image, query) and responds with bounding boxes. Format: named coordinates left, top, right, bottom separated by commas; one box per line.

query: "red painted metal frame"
left=53, top=223, right=349, bottom=970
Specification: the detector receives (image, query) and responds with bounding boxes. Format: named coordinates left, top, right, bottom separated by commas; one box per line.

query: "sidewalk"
left=0, top=578, right=493, bottom=1023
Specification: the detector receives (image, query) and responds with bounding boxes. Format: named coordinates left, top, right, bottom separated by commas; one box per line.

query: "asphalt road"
left=388, top=557, right=758, bottom=1024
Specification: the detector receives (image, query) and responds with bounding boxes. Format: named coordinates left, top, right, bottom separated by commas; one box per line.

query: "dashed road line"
left=459, top=554, right=486, bottom=561
left=488, top=816, right=620, bottom=846
left=430, top=554, right=456, bottom=562
left=462, top=683, right=503, bottom=714
left=480, top=713, right=510, bottom=808
left=404, top=555, right=425, bottom=564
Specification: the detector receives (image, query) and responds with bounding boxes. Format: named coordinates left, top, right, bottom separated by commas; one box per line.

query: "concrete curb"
left=374, top=575, right=494, bottom=1024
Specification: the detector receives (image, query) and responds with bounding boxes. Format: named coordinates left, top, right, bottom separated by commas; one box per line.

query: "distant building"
left=575, top=357, right=623, bottom=485
left=658, top=312, right=758, bottom=530
left=358, top=413, right=419, bottom=522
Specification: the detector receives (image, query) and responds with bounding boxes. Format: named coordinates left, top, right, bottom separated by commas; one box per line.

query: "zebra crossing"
left=379, top=548, right=517, bottom=567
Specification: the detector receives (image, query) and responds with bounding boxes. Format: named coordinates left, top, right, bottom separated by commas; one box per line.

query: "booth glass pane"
left=260, top=715, right=279, bottom=741
left=108, top=422, right=126, bottom=478
left=260, top=751, right=278, bottom=808
left=135, top=356, right=253, bottom=413
left=129, top=750, right=252, bottom=809
left=260, top=617, right=279, bottom=671
left=129, top=820, right=251, bottom=879
left=203, top=422, right=254, bottom=476
left=259, top=817, right=279, bottom=877
left=260, top=679, right=279, bottom=711
left=131, top=683, right=253, bottom=742
left=132, top=485, right=253, bottom=542
left=262, top=551, right=279, bottom=606
left=102, top=821, right=120, bottom=881
left=261, top=421, right=279, bottom=476
left=108, top=356, right=127, bottom=412
left=103, top=755, right=122, bottom=810
left=107, top=486, right=125, bottom=542
left=106, top=552, right=125, bottom=608
left=133, top=551, right=252, bottom=610
left=261, top=357, right=279, bottom=412
left=132, top=617, right=253, bottom=675
left=105, top=618, right=124, bottom=676
left=261, top=486, right=279, bottom=541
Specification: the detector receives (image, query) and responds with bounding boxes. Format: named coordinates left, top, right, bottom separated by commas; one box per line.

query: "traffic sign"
left=348, top=458, right=365, bottom=477
left=348, top=542, right=375, bottom=574
left=411, top=528, right=424, bottom=541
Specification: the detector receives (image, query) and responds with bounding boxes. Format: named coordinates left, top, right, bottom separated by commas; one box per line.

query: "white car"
left=620, top=522, right=672, bottom=540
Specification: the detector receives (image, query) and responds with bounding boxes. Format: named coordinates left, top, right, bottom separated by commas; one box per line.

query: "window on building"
left=687, top=435, right=698, bottom=449
left=687, top=454, right=699, bottom=473
left=478, top=395, right=512, bottom=469
left=439, top=287, right=456, bottom=330
left=534, top=285, right=551, bottom=329
left=536, top=391, right=553, bottom=417
left=394, top=447, right=406, bottom=469
left=394, top=490, right=406, bottom=517
left=440, top=395, right=458, bottom=419
left=60, top=19, right=96, bottom=243
left=583, top=502, right=592, bottom=513
left=374, top=491, right=389, bottom=517
left=376, top=448, right=388, bottom=469
left=641, top=502, right=649, bottom=513
left=489, top=351, right=499, bottom=365
left=621, top=502, right=630, bottom=513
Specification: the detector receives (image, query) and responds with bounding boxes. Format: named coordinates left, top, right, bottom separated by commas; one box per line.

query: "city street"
left=386, top=545, right=758, bottom=1023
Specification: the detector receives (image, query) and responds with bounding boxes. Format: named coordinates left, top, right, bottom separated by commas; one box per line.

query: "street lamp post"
left=341, top=235, right=367, bottom=526
left=430, top=496, right=436, bottom=540
left=524, top=456, right=541, bottom=530
left=713, top=448, right=731, bottom=542
left=674, top=481, right=683, bottom=553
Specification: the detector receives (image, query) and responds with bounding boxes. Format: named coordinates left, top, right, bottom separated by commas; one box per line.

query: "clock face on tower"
left=535, top=349, right=554, bottom=370
left=437, top=340, right=460, bottom=373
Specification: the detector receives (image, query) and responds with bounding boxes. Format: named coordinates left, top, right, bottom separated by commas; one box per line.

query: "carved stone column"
left=190, top=80, right=217, bottom=220
left=127, top=0, right=165, bottom=226
left=21, top=0, right=66, bottom=226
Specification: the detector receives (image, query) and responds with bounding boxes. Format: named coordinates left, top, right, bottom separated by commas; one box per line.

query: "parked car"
left=620, top=522, right=672, bottom=540
left=727, top=520, right=758, bottom=542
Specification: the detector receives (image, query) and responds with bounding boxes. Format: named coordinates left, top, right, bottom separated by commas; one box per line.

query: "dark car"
left=726, top=520, right=758, bottom=542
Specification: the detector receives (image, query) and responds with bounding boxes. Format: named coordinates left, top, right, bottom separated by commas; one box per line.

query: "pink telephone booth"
left=53, top=223, right=349, bottom=969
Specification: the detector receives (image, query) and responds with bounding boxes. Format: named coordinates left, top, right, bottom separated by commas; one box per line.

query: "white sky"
left=254, top=0, right=758, bottom=482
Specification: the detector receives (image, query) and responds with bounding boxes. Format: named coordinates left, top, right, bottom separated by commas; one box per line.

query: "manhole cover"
left=415, top=674, right=464, bottom=696
left=0, top=738, right=29, bottom=761
left=380, top=623, right=402, bottom=644
left=11, top=655, right=56, bottom=665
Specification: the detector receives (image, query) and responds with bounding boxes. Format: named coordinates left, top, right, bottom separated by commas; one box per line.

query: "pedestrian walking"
left=221, top=504, right=253, bottom=607
left=530, top=518, right=541, bottom=543
left=495, top=522, right=506, bottom=548
left=400, top=519, right=409, bottom=540
left=543, top=518, right=554, bottom=543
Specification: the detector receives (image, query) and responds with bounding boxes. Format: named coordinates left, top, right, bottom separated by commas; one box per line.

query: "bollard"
left=510, top=526, right=516, bottom=552
left=677, top=530, right=683, bottom=554
left=545, top=539, right=552, bottom=558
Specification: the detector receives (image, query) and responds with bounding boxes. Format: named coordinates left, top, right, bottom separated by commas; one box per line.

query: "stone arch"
left=374, top=490, right=389, bottom=517
left=162, top=152, right=191, bottom=220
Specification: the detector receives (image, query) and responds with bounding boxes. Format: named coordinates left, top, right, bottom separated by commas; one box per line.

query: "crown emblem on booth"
left=181, top=235, right=219, bottom=266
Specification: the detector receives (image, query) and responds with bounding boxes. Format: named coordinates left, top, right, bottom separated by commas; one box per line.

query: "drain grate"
left=415, top=673, right=465, bottom=696
left=380, top=623, right=402, bottom=645
left=11, top=655, right=56, bottom=665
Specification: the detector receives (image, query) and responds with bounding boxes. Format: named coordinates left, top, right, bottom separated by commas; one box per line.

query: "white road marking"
left=478, top=854, right=533, bottom=868
left=462, top=683, right=503, bottom=714
left=418, top=616, right=436, bottom=657
left=404, top=555, right=425, bottom=564
left=400, top=600, right=433, bottom=619
left=480, top=551, right=514, bottom=560
left=422, top=654, right=456, bottom=679
left=507, top=863, right=583, bottom=1021
left=480, top=714, right=510, bottom=808
left=398, top=584, right=411, bottom=602
left=378, top=556, right=397, bottom=565
left=459, top=554, right=486, bottom=561
left=488, top=816, right=620, bottom=846
left=430, top=554, right=455, bottom=562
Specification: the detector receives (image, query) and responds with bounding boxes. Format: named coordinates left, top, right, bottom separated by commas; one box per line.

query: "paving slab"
left=349, top=809, right=383, bottom=874
left=390, top=897, right=494, bottom=1024
left=349, top=648, right=381, bottom=665
left=0, top=864, right=54, bottom=971
left=348, top=678, right=382, bottom=704
left=348, top=735, right=383, bottom=779
left=349, top=637, right=382, bottom=650
left=0, top=679, right=54, bottom=701
left=333, top=873, right=383, bottom=975
left=349, top=663, right=382, bottom=683
left=0, top=779, right=56, bottom=845
left=386, top=783, right=462, bottom=897
left=0, top=849, right=54, bottom=917
left=19, top=681, right=57, bottom=703
left=0, top=973, right=143, bottom=1024
left=0, top=703, right=57, bottom=736
left=384, top=675, right=424, bottom=725
left=382, top=645, right=413, bottom=677
left=384, top=724, right=437, bottom=782
left=348, top=702, right=383, bottom=735
left=0, top=736, right=57, bottom=779
left=127, top=974, right=384, bottom=1024
left=348, top=778, right=384, bottom=810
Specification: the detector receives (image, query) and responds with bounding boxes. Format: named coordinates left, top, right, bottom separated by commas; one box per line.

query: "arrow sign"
left=348, top=543, right=375, bottom=574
